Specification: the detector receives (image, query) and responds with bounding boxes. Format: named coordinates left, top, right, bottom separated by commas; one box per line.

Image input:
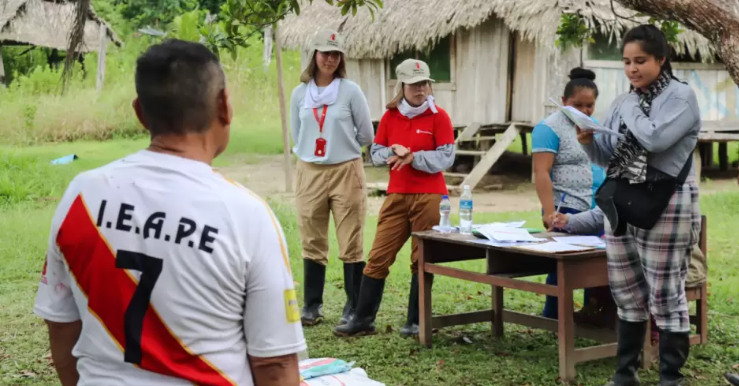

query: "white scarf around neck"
left=398, top=95, right=437, bottom=119
left=303, top=78, right=341, bottom=109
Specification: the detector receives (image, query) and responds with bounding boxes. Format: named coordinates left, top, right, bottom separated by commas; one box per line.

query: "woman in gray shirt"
left=290, top=29, right=374, bottom=328
left=578, top=25, right=701, bottom=386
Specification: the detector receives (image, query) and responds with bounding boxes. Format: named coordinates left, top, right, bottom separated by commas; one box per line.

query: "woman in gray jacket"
left=577, top=25, right=701, bottom=386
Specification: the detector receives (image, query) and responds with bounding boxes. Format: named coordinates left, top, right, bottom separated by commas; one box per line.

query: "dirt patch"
left=217, top=155, right=738, bottom=216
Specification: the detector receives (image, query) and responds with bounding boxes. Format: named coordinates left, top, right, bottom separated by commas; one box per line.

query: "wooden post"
left=694, top=148, right=703, bottom=184
left=96, top=26, right=108, bottom=93
left=719, top=143, right=729, bottom=171
left=274, top=25, right=293, bottom=193
left=0, top=44, right=6, bottom=88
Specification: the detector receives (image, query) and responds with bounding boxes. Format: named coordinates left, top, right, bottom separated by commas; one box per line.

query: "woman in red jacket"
left=335, top=59, right=455, bottom=337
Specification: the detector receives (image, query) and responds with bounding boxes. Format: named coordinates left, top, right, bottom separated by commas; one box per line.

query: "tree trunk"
left=0, top=45, right=6, bottom=88
left=274, top=25, right=293, bottom=193
left=96, top=26, right=108, bottom=93
left=616, top=0, right=739, bottom=85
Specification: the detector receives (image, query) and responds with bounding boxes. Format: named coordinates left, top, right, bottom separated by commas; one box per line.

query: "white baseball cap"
left=395, top=59, right=434, bottom=84
left=310, top=29, right=345, bottom=54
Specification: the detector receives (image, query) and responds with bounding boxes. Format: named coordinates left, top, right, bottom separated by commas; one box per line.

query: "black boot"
left=338, top=262, right=365, bottom=326
left=658, top=330, right=690, bottom=386
left=725, top=373, right=739, bottom=386
left=602, top=319, right=647, bottom=386
left=400, top=274, right=433, bottom=337
left=333, top=275, right=385, bottom=337
left=301, top=260, right=326, bottom=326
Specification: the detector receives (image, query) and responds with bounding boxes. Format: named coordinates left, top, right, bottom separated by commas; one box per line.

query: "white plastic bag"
left=299, top=358, right=385, bottom=386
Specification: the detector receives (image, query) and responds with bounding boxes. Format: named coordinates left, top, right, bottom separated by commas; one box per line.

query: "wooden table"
left=413, top=231, right=615, bottom=383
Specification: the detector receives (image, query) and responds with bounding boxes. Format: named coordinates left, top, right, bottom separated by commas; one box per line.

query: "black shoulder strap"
left=677, top=151, right=694, bottom=184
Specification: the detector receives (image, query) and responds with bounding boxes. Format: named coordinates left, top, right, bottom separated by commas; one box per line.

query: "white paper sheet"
left=467, top=238, right=538, bottom=248
left=552, top=236, right=606, bottom=247
left=513, top=241, right=594, bottom=253
left=474, top=221, right=526, bottom=230
left=549, top=98, right=624, bottom=139
left=477, top=226, right=540, bottom=243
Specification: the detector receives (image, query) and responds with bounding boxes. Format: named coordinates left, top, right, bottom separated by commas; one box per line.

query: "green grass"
left=1, top=150, right=738, bottom=385
left=0, top=35, right=301, bottom=148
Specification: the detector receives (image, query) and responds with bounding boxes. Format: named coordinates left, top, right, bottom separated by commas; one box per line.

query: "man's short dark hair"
left=135, top=39, right=225, bottom=136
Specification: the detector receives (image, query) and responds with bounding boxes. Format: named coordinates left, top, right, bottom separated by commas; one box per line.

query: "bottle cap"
left=442, top=195, right=449, bottom=199
left=463, top=185, right=470, bottom=190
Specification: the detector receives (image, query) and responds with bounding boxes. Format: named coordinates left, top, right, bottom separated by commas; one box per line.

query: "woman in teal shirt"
left=532, top=68, right=610, bottom=322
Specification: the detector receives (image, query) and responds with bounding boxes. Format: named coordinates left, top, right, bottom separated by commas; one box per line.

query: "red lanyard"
left=313, top=106, right=327, bottom=135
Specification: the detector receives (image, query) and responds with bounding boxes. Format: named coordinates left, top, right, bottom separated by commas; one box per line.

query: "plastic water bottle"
left=439, top=195, right=452, bottom=232
left=459, top=185, right=473, bottom=235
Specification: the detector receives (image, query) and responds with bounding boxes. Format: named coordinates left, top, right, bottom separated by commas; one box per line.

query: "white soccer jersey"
left=34, top=150, right=306, bottom=386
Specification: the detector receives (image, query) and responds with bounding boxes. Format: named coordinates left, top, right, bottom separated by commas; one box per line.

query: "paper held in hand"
left=548, top=98, right=624, bottom=139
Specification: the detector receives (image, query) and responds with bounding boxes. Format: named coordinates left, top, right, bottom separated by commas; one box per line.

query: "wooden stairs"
left=443, top=122, right=527, bottom=194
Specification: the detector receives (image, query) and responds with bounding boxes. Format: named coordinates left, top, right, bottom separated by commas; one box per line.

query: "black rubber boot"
left=399, top=274, right=433, bottom=337
left=725, top=373, right=739, bottom=386
left=300, top=260, right=326, bottom=326
left=333, top=275, right=385, bottom=337
left=602, top=319, right=647, bottom=386
left=658, top=330, right=690, bottom=386
left=338, top=262, right=365, bottom=326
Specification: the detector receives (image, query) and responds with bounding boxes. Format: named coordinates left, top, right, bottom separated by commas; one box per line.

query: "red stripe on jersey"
left=57, top=195, right=237, bottom=386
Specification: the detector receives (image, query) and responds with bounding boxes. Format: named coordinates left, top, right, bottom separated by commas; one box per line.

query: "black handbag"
left=596, top=154, right=693, bottom=235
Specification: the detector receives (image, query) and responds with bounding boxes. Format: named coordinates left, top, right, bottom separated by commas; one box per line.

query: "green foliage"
left=555, top=13, right=594, bottom=50
left=555, top=9, right=684, bottom=53
left=205, top=0, right=383, bottom=59
left=0, top=32, right=302, bottom=146
left=119, top=0, right=200, bottom=28
left=644, top=17, right=683, bottom=45
left=0, top=47, right=51, bottom=85
left=171, top=9, right=210, bottom=42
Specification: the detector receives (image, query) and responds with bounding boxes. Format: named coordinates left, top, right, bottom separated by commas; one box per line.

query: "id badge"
left=315, top=138, right=327, bottom=156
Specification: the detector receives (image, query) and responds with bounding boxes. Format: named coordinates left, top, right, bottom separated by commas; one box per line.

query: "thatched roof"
left=278, top=0, right=715, bottom=60
left=491, top=0, right=715, bottom=59
left=0, top=0, right=122, bottom=52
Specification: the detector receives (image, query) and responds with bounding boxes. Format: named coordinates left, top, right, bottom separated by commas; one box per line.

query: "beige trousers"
left=295, top=158, right=366, bottom=265
left=363, top=194, right=442, bottom=280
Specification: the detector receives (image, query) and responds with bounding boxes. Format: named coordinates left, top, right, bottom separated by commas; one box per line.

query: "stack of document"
left=473, top=221, right=527, bottom=230
left=552, top=236, right=606, bottom=248
left=514, top=241, right=594, bottom=253
left=476, top=225, right=539, bottom=243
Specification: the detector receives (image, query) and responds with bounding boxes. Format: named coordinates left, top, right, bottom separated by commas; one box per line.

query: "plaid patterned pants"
left=605, top=182, right=700, bottom=333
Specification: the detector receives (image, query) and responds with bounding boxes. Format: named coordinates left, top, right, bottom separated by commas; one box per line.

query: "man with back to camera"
left=33, top=39, right=305, bottom=386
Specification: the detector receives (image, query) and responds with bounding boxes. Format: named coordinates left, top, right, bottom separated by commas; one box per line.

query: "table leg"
left=492, top=286, right=504, bottom=338
left=418, top=239, right=433, bottom=347
left=642, top=317, right=653, bottom=369
left=557, top=261, right=576, bottom=383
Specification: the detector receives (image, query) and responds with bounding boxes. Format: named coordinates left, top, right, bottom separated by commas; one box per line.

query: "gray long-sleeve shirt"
left=582, top=80, right=701, bottom=179
left=564, top=206, right=605, bottom=234
left=290, top=79, right=374, bottom=165
left=370, top=143, right=455, bottom=174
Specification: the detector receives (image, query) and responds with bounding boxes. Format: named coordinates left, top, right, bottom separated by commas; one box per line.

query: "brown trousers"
left=363, top=194, right=442, bottom=280
left=295, top=158, right=366, bottom=265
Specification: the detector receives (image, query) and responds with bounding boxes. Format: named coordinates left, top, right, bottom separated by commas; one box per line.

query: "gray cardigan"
left=582, top=80, right=701, bottom=178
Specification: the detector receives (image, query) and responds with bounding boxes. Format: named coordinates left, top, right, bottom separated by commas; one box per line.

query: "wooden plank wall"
left=452, top=17, right=510, bottom=125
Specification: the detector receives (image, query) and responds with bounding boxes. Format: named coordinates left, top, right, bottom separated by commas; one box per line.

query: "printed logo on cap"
left=412, top=61, right=425, bottom=76
left=326, top=33, right=339, bottom=47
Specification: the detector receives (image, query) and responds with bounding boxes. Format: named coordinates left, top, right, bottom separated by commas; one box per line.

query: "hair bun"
left=569, top=67, right=596, bottom=81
